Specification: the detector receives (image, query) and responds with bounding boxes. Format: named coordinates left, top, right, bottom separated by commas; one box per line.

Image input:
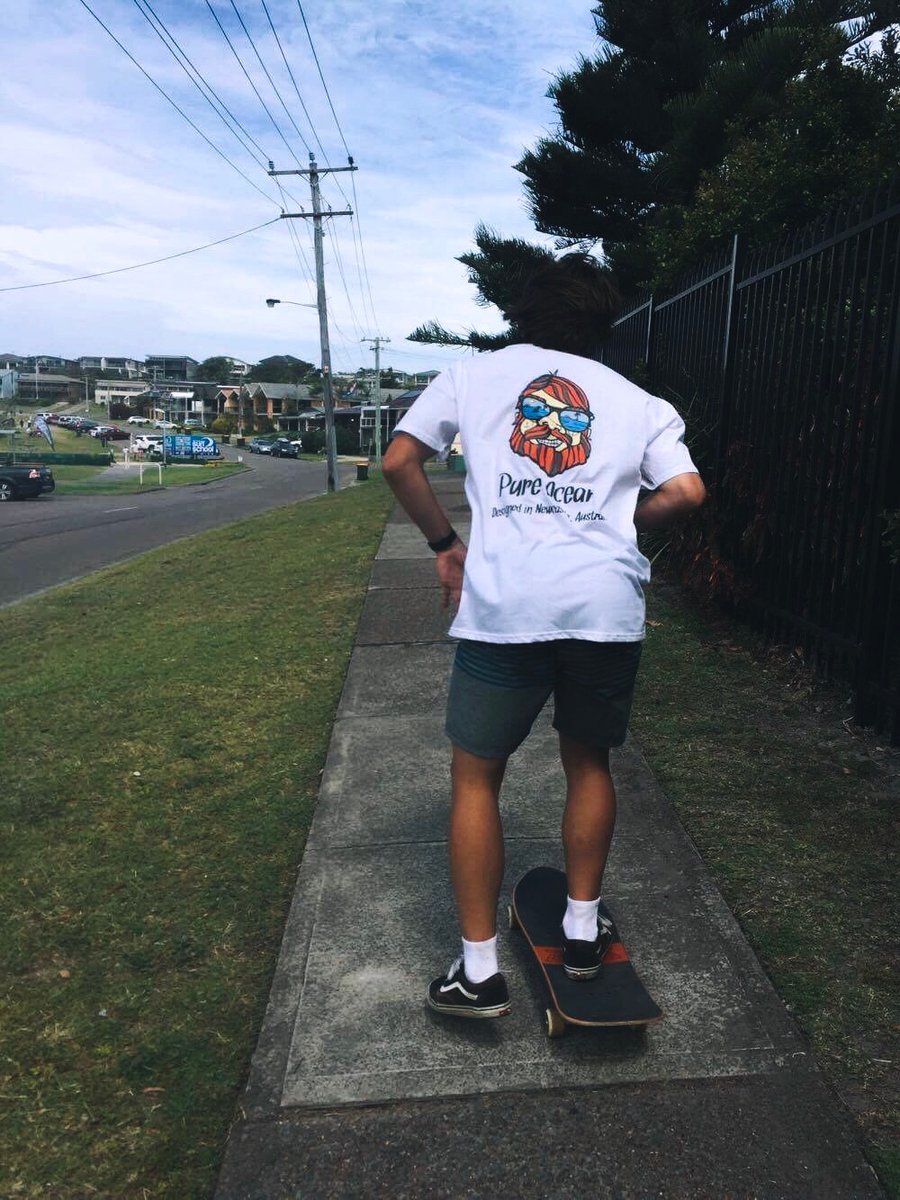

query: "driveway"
left=0, top=454, right=357, bottom=607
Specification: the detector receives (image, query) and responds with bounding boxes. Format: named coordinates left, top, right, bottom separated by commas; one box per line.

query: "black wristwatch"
left=427, top=528, right=458, bottom=553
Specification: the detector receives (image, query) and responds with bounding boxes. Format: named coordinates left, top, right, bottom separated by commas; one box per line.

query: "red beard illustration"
left=509, top=373, right=593, bottom=478
left=509, top=423, right=590, bottom=477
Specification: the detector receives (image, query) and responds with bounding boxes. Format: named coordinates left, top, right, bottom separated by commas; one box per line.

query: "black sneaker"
left=562, top=913, right=614, bottom=980
left=427, top=956, right=511, bottom=1018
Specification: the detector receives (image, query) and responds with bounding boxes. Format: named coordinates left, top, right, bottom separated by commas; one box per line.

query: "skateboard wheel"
left=507, top=905, right=520, bottom=931
left=545, top=1008, right=567, bottom=1038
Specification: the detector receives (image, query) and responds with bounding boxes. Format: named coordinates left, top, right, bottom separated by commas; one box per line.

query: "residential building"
left=250, top=383, right=314, bottom=431
left=144, top=355, right=199, bottom=382
left=79, top=356, right=143, bottom=378
left=16, top=373, right=82, bottom=404
left=94, top=379, right=151, bottom=410
left=147, top=382, right=220, bottom=425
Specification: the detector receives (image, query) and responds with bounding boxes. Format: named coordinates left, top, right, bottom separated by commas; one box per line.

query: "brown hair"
left=504, top=253, right=622, bottom=359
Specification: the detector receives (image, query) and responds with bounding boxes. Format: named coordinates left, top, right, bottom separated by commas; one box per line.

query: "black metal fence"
left=602, top=180, right=900, bottom=741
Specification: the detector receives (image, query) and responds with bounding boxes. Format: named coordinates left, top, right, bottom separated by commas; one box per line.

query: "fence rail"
left=602, top=180, right=900, bottom=741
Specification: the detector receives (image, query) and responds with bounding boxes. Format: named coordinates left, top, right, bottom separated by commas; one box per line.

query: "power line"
left=205, top=0, right=305, bottom=169
left=259, top=0, right=323, bottom=159
left=228, top=0, right=312, bottom=158
left=325, top=222, right=366, bottom=342
left=76, top=0, right=281, bottom=207
left=132, top=0, right=272, bottom=170
left=295, top=1, right=351, bottom=158
left=291, top=1, right=378, bottom=329
left=0, top=217, right=281, bottom=292
left=348, top=176, right=380, bottom=334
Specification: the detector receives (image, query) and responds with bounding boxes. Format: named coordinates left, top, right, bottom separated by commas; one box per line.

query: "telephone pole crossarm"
left=269, top=166, right=358, bottom=177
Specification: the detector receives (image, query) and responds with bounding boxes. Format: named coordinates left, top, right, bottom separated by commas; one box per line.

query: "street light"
left=265, top=298, right=337, bottom=488
left=265, top=298, right=317, bottom=309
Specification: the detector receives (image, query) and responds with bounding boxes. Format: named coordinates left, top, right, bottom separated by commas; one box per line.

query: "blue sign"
left=164, top=434, right=220, bottom=459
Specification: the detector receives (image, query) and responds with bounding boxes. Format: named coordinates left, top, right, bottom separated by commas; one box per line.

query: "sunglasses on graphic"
left=519, top=398, right=594, bottom=433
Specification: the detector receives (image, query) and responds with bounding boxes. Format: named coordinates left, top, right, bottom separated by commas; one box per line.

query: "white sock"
left=563, top=896, right=600, bottom=942
left=462, top=935, right=499, bottom=983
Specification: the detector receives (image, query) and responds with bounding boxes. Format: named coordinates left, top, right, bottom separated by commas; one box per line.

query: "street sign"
left=164, top=434, right=220, bottom=460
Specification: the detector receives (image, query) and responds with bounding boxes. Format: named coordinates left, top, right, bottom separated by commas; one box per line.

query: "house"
left=79, top=356, right=143, bottom=379
left=16, top=373, right=83, bottom=404
left=249, top=383, right=315, bottom=431
left=144, top=355, right=199, bottom=382
left=146, top=382, right=221, bottom=425
left=94, top=378, right=151, bottom=411
left=337, top=391, right=425, bottom=453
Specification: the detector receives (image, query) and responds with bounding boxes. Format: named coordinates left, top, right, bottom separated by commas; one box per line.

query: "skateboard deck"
left=510, top=865, right=663, bottom=1037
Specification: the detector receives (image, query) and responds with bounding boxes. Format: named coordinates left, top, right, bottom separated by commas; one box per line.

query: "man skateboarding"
left=383, top=254, right=706, bottom=1019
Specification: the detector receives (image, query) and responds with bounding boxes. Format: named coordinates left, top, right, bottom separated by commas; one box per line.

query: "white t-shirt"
left=394, top=343, right=698, bottom=644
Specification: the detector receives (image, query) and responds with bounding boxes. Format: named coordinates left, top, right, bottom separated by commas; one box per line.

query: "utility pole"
left=361, top=336, right=390, bottom=467
left=270, top=155, right=355, bottom=493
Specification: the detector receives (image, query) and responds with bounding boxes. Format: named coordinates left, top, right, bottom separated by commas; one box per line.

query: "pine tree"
left=518, top=0, right=896, bottom=289
left=408, top=0, right=899, bottom=343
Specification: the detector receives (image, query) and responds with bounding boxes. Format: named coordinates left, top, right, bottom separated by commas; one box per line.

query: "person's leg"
left=558, top=733, right=616, bottom=900
left=426, top=744, right=512, bottom=1018
left=430, top=641, right=553, bottom=1016
left=448, top=744, right=508, bottom=941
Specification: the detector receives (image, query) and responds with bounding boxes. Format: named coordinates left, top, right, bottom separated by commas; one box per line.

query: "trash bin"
left=356, top=461, right=369, bottom=482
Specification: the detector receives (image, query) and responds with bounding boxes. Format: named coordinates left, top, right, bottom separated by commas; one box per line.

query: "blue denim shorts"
left=445, top=639, right=643, bottom=760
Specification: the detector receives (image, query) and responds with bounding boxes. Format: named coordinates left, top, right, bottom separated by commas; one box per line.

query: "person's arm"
left=383, top=432, right=467, bottom=610
left=634, top=471, right=707, bottom=531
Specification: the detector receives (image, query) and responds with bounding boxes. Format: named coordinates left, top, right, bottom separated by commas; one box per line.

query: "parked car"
left=127, top=415, right=150, bottom=425
left=270, top=437, right=299, bottom=458
left=154, top=420, right=176, bottom=430
left=90, top=425, right=128, bottom=440
left=248, top=437, right=275, bottom=454
left=132, top=434, right=164, bottom=455
left=0, top=464, right=55, bottom=500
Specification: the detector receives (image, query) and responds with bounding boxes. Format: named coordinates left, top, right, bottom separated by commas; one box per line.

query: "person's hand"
left=435, top=541, right=467, bottom=611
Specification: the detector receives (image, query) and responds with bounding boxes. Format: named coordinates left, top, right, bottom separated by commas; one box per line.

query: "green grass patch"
left=1, top=480, right=393, bottom=1198
left=51, top=462, right=247, bottom=495
left=632, top=581, right=899, bottom=1196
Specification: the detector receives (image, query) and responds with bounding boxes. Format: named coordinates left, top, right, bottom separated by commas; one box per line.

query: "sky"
left=1, top=0, right=600, bottom=376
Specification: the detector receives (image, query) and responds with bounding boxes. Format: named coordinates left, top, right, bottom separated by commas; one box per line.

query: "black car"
left=270, top=438, right=299, bottom=458
left=0, top=463, right=55, bottom=500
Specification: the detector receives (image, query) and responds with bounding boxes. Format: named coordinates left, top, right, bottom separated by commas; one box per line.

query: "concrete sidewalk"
left=215, top=475, right=883, bottom=1199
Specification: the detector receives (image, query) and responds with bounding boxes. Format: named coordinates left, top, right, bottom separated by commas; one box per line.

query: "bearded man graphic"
left=509, top=372, right=594, bottom=478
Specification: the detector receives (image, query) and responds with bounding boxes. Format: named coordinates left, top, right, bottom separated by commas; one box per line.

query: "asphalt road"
left=0, top=452, right=356, bottom=608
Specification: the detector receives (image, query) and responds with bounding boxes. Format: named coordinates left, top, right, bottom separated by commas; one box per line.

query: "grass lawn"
left=5, top=424, right=247, bottom=493
left=1, top=480, right=394, bottom=1199
left=2, top=469, right=895, bottom=1196
left=632, top=580, right=898, bottom=1196
left=51, top=462, right=247, bottom=495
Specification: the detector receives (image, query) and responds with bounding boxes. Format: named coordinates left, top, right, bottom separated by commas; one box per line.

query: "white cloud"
left=0, top=0, right=598, bottom=372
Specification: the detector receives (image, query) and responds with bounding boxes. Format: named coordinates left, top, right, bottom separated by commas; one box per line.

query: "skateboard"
left=509, top=865, right=663, bottom=1038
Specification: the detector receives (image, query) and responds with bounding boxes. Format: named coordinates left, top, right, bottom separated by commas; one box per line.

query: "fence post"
left=644, top=295, right=655, bottom=385
left=715, top=233, right=743, bottom=480
left=855, top=263, right=900, bottom=734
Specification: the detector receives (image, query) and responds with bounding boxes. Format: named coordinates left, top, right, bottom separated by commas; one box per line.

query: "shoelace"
left=446, top=954, right=464, bottom=981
